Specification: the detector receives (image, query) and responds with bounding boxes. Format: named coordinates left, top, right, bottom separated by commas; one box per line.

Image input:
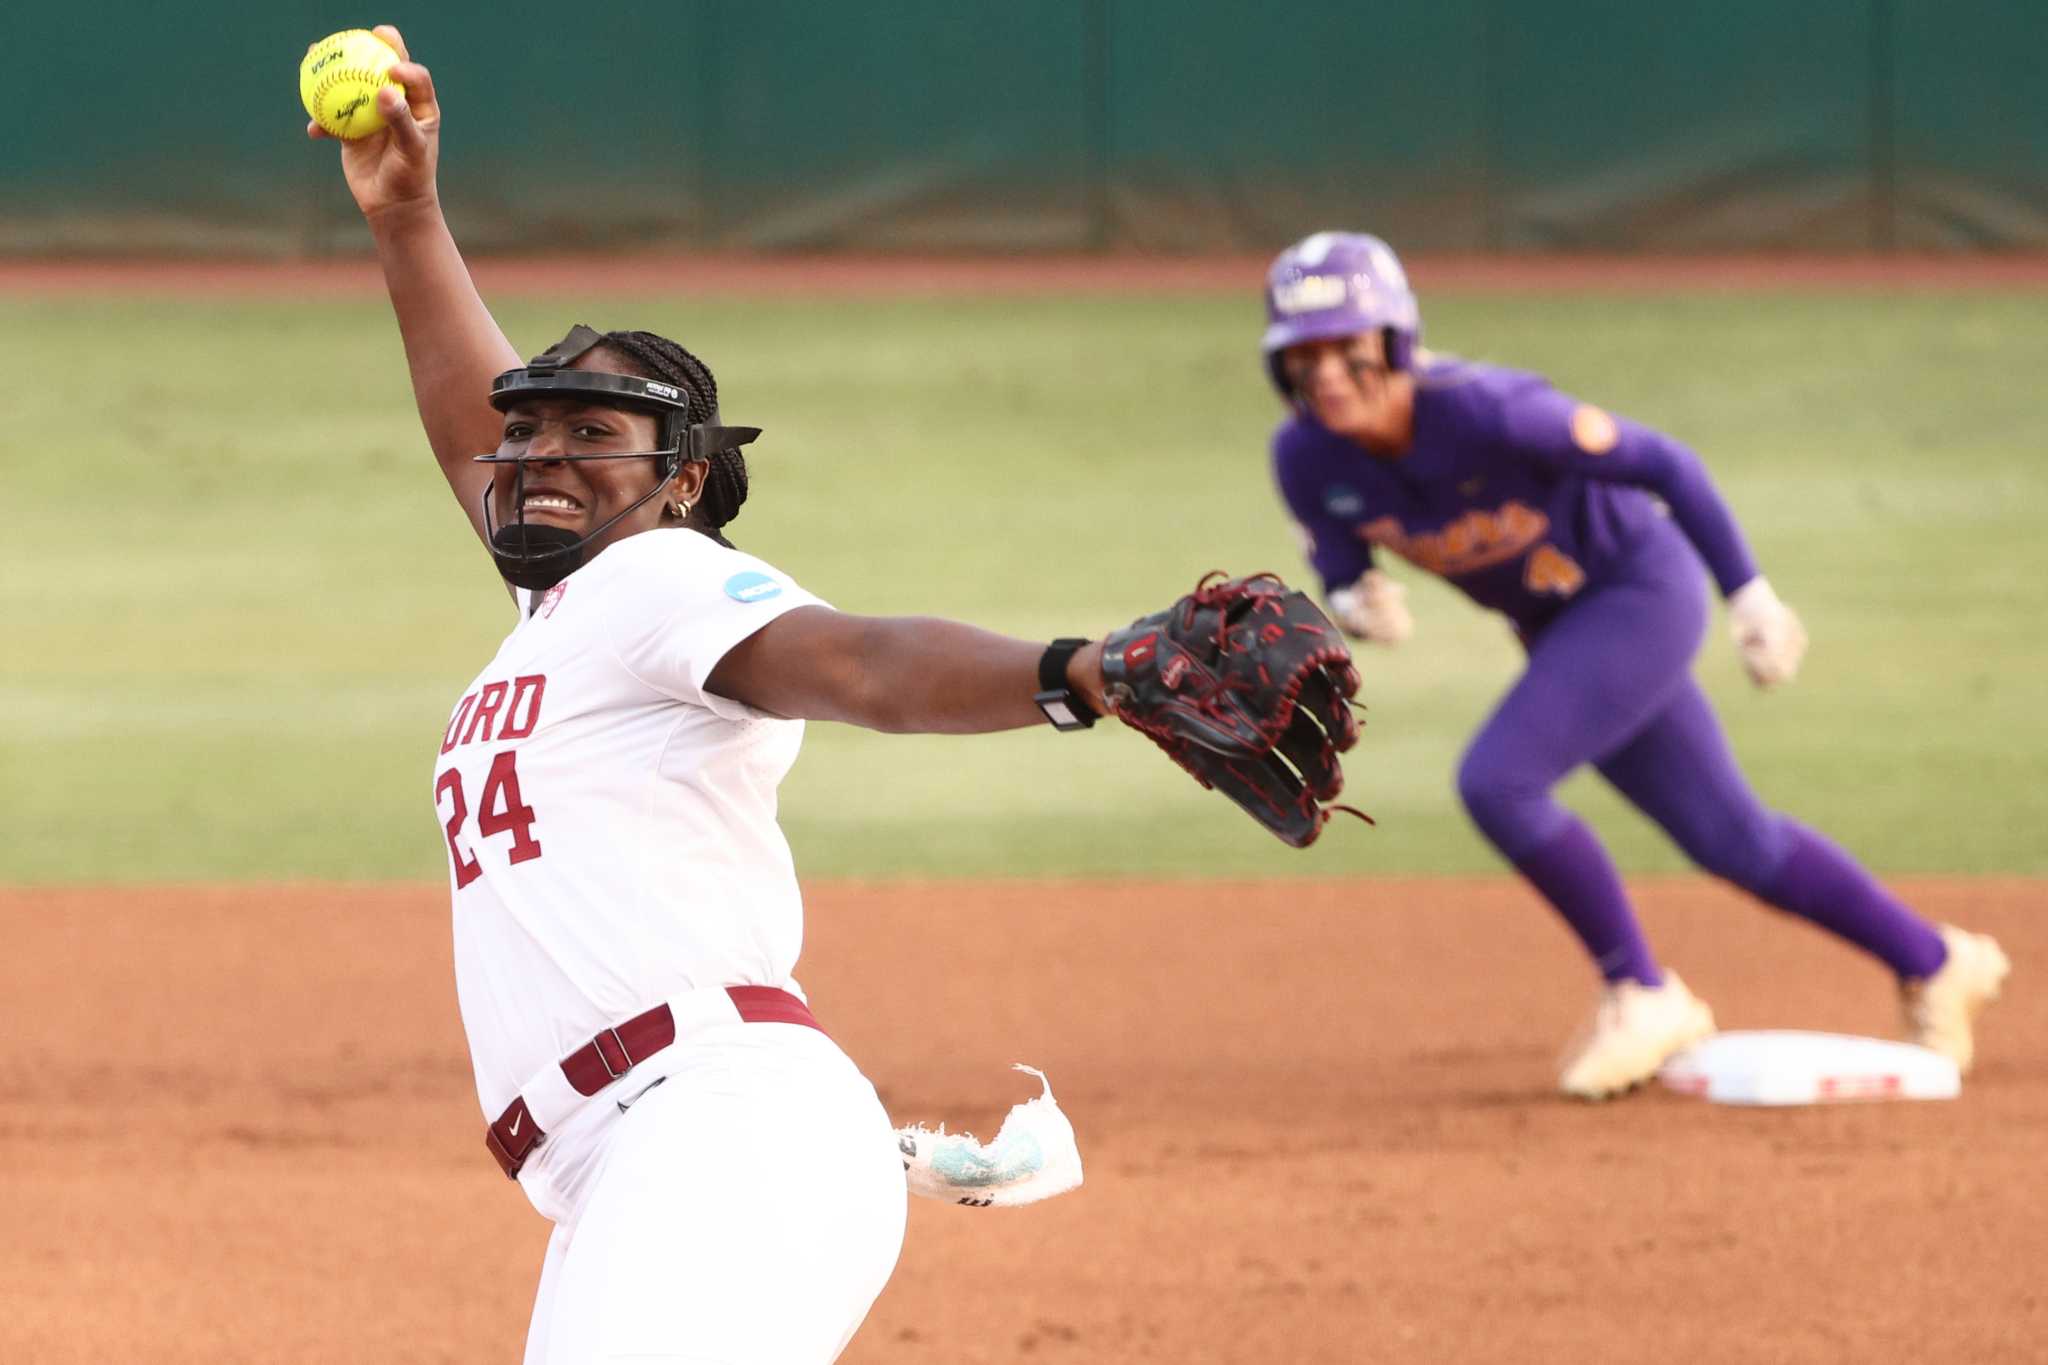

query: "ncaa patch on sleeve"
left=723, top=570, right=783, bottom=603
left=1570, top=404, right=1620, bottom=455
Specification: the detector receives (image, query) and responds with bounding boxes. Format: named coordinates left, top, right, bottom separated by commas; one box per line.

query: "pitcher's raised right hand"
left=307, top=25, right=441, bottom=223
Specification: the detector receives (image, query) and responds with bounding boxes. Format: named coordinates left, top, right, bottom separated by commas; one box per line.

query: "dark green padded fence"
left=8, top=1, right=2042, bottom=254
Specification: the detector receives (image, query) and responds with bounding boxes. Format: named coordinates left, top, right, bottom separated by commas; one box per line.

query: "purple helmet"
left=1260, top=231, right=1420, bottom=395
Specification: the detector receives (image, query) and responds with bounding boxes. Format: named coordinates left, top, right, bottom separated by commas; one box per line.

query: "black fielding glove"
left=1100, top=572, right=1368, bottom=848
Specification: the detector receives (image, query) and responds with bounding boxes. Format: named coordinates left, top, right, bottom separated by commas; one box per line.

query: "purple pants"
left=1455, top=521, right=1944, bottom=984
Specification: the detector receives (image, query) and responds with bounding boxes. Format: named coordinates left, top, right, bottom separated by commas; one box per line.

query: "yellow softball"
left=299, top=29, right=402, bottom=140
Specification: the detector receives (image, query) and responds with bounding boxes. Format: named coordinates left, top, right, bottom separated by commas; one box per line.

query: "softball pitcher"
left=311, top=30, right=1358, bottom=1364
left=1259, top=231, right=2011, bottom=1099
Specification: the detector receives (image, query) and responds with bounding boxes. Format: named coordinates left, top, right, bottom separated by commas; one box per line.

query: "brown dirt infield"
left=6, top=252, right=2048, bottom=298
left=1, top=878, right=2039, bottom=1364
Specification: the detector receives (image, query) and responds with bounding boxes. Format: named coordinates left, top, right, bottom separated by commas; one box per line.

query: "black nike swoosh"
left=617, top=1075, right=668, bottom=1114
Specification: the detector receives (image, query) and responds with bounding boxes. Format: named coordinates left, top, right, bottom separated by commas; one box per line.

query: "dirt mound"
left=1, top=877, right=2038, bottom=1363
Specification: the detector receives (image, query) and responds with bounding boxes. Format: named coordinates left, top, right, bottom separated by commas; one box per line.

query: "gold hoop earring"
left=673, top=499, right=692, bottom=520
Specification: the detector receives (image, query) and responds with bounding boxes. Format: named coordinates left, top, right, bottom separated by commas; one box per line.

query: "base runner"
left=1258, top=231, right=2010, bottom=1100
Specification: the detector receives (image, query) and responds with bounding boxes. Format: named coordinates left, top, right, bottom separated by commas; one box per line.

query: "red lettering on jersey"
left=441, top=693, right=477, bottom=755
left=477, top=750, right=543, bottom=865
left=436, top=753, right=545, bottom=888
left=462, top=681, right=509, bottom=746
left=435, top=768, right=483, bottom=889
left=499, top=674, right=548, bottom=739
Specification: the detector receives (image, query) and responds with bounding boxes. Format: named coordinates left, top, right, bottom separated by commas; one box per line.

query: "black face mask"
left=489, top=522, right=584, bottom=593
left=480, top=454, right=679, bottom=592
left=476, top=325, right=761, bottom=593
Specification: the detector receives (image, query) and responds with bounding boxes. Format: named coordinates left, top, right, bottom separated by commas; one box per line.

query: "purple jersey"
left=1272, top=358, right=1758, bottom=634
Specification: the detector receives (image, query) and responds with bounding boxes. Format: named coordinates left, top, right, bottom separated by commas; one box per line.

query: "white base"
left=1658, top=1030, right=1960, bottom=1106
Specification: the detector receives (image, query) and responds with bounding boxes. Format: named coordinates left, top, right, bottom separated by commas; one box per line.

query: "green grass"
left=3, top=287, right=2043, bottom=882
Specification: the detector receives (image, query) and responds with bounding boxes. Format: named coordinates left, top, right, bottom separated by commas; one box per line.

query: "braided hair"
left=594, top=329, right=751, bottom=546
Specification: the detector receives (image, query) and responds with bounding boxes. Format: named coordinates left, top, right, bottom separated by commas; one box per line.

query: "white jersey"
left=430, top=529, right=825, bottom=1120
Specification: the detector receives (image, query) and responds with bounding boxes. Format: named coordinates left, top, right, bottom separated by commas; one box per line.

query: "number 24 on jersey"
left=436, top=752, right=542, bottom=888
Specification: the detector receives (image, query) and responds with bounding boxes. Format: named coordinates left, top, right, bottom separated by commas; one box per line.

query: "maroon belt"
left=485, top=985, right=823, bottom=1179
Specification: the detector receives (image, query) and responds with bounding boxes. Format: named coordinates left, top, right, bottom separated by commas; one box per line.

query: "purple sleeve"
left=1272, top=427, right=1374, bottom=593
left=1499, top=387, right=1760, bottom=596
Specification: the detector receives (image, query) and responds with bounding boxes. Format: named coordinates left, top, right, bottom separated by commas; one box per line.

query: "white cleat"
left=1901, top=926, right=2011, bottom=1073
left=1558, top=971, right=1716, bottom=1101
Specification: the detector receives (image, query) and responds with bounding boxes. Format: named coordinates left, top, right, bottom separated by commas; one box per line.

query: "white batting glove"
left=1727, top=575, right=1807, bottom=688
left=1327, top=569, right=1413, bottom=645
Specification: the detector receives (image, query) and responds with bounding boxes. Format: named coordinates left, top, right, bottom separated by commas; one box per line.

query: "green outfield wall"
left=10, top=0, right=2043, bottom=254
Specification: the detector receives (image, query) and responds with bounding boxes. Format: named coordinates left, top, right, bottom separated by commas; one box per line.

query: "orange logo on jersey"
left=1358, top=502, right=1549, bottom=576
left=1570, top=405, right=1619, bottom=454
left=1523, top=545, right=1586, bottom=597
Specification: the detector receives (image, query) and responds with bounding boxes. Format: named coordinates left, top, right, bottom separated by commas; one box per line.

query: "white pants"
left=518, top=1022, right=907, bottom=1365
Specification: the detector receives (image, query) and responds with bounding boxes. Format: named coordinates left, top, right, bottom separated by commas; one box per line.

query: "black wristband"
left=1034, top=637, right=1099, bottom=732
